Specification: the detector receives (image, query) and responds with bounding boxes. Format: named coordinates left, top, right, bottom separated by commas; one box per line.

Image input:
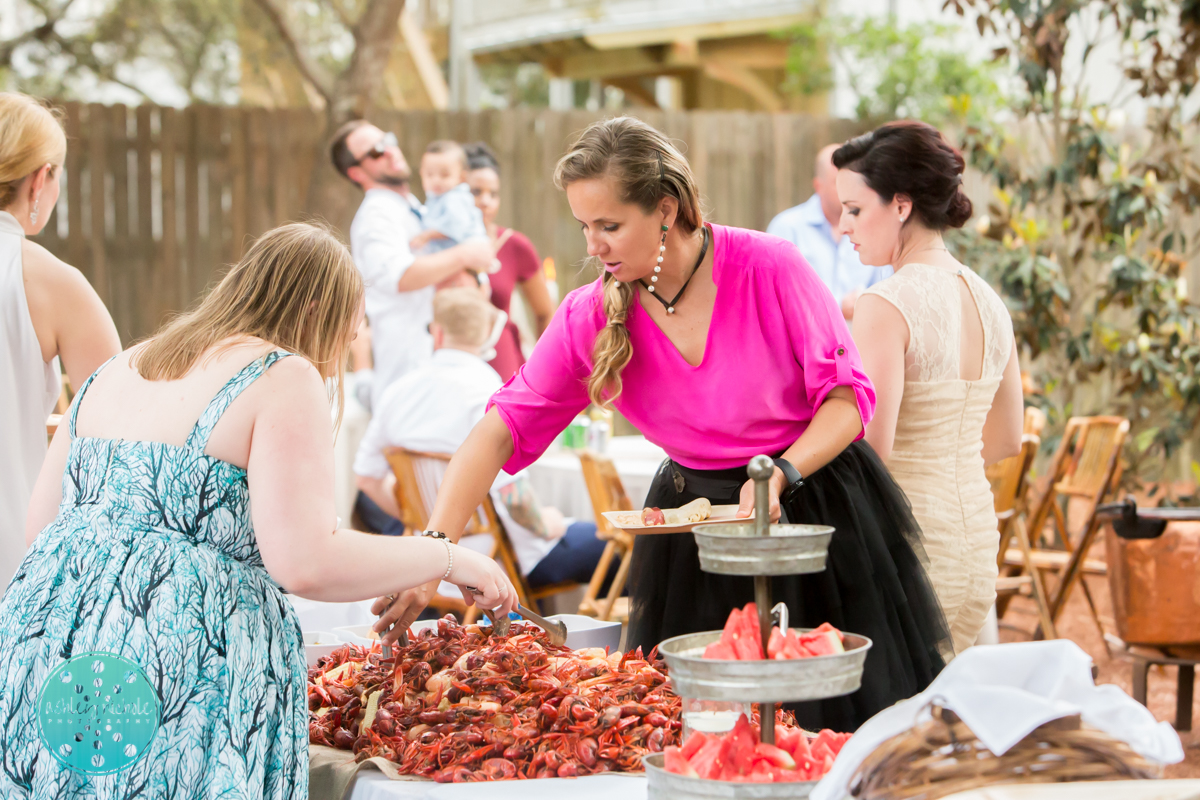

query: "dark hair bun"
left=946, top=189, right=973, bottom=228
left=832, top=121, right=971, bottom=230
left=464, top=141, right=500, bottom=173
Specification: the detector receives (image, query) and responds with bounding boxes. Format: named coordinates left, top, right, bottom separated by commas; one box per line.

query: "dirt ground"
left=999, top=579, right=1200, bottom=777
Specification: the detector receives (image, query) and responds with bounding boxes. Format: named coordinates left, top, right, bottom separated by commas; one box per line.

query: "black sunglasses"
left=354, top=132, right=398, bottom=165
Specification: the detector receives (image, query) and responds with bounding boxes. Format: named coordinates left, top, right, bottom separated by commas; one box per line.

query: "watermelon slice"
left=681, top=730, right=710, bottom=760
left=767, top=626, right=785, bottom=659
left=812, top=728, right=842, bottom=756
left=776, top=727, right=809, bottom=761
left=703, top=640, right=737, bottom=660
left=663, top=746, right=698, bottom=777
left=812, top=621, right=845, bottom=642
left=723, top=713, right=758, bottom=777
left=734, top=603, right=765, bottom=660
left=799, top=629, right=844, bottom=656
left=782, top=629, right=806, bottom=659
left=796, top=754, right=819, bottom=780
left=706, top=606, right=849, bottom=661
left=718, top=734, right=742, bottom=780
left=791, top=731, right=813, bottom=760
left=690, top=736, right=726, bottom=780
left=720, top=606, right=742, bottom=646
left=753, top=742, right=796, bottom=770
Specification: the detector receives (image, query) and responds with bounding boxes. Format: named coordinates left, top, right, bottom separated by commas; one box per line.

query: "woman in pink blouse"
left=374, top=118, right=949, bottom=731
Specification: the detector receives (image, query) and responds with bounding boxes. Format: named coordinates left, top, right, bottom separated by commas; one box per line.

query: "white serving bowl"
left=547, top=614, right=623, bottom=652
left=333, top=619, right=442, bottom=647
left=335, top=616, right=622, bottom=653
left=303, top=630, right=343, bottom=668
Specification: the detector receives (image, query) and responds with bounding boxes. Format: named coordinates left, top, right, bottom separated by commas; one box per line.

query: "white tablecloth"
left=350, top=772, right=646, bottom=800
left=526, top=436, right=668, bottom=522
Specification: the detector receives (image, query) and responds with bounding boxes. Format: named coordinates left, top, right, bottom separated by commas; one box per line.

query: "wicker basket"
left=849, top=704, right=1158, bottom=800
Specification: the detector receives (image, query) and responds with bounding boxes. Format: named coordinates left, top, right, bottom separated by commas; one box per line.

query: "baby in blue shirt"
left=410, top=140, right=490, bottom=258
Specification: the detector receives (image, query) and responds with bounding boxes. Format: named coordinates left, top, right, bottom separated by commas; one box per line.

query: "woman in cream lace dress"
left=835, top=121, right=1025, bottom=656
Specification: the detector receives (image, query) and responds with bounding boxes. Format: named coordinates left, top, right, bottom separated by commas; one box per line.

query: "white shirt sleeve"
left=766, top=210, right=791, bottom=240
left=351, top=201, right=417, bottom=297
left=352, top=411, right=392, bottom=480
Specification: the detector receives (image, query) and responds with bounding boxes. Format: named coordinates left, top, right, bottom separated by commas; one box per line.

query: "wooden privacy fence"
left=35, top=102, right=868, bottom=344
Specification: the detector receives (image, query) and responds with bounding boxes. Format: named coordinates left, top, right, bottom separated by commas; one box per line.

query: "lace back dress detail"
left=0, top=351, right=308, bottom=799
left=864, top=265, right=1013, bottom=656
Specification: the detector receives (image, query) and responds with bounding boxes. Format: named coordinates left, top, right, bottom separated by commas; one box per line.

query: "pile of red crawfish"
left=308, top=615, right=682, bottom=782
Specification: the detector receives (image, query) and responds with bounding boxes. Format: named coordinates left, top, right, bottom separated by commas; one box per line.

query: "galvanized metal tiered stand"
left=643, top=455, right=873, bottom=799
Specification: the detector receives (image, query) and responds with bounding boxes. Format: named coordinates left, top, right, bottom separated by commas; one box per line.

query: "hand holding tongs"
left=377, top=593, right=410, bottom=659
left=488, top=605, right=568, bottom=646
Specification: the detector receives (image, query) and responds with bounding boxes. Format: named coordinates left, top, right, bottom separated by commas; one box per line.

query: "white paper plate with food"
left=602, top=499, right=749, bottom=534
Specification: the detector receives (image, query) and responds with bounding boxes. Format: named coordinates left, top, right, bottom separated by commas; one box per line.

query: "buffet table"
left=526, top=436, right=667, bottom=522
left=348, top=772, right=646, bottom=800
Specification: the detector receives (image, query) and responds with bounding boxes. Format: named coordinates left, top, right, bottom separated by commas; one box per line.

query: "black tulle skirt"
left=627, top=441, right=950, bottom=732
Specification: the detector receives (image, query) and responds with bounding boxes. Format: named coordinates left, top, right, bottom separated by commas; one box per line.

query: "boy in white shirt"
left=353, top=289, right=613, bottom=597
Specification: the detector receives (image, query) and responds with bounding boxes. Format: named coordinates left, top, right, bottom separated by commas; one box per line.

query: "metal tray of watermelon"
left=643, top=753, right=817, bottom=799
left=691, top=523, right=834, bottom=575
left=660, top=629, right=871, bottom=703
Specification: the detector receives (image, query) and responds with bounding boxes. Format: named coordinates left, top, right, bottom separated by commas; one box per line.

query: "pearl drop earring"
left=650, top=224, right=666, bottom=291
left=29, top=198, right=39, bottom=226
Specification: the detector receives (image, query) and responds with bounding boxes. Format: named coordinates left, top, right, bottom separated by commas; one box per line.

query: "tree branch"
left=0, top=0, right=80, bottom=68
left=320, top=0, right=357, bottom=31
left=245, top=0, right=335, bottom=102
left=328, top=0, right=406, bottom=122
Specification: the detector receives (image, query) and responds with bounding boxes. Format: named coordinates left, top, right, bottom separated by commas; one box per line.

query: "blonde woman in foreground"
left=0, top=92, right=121, bottom=587
left=0, top=222, right=516, bottom=798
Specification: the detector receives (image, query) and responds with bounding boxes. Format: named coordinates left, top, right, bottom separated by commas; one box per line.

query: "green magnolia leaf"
left=1134, top=427, right=1160, bottom=453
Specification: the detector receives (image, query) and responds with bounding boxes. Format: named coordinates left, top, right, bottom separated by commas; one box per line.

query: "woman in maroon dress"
left=465, top=143, right=556, bottom=380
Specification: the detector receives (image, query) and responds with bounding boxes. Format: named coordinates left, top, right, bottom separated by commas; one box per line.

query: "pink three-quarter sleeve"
left=771, top=243, right=876, bottom=435
left=488, top=286, right=597, bottom=473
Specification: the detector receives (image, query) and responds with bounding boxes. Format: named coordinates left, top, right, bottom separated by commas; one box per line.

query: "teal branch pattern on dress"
left=0, top=351, right=308, bottom=798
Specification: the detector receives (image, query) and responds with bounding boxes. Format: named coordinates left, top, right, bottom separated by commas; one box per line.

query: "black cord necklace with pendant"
left=639, top=225, right=710, bottom=315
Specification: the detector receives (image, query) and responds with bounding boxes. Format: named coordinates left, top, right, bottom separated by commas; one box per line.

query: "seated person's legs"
left=526, top=521, right=619, bottom=591
left=354, top=491, right=406, bottom=537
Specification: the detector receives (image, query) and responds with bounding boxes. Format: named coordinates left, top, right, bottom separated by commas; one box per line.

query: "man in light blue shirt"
left=767, top=144, right=891, bottom=320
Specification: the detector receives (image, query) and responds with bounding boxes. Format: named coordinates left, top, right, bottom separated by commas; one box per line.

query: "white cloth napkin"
left=811, top=640, right=1184, bottom=800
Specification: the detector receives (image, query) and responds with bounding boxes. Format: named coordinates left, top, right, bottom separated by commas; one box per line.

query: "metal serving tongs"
left=378, top=595, right=409, bottom=660
left=487, top=605, right=568, bottom=646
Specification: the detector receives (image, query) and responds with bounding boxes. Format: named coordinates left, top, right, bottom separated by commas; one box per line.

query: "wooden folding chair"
left=577, top=450, right=635, bottom=622
left=1023, top=406, right=1046, bottom=437
left=385, top=448, right=579, bottom=622
left=988, top=434, right=1056, bottom=637
left=1002, top=416, right=1129, bottom=640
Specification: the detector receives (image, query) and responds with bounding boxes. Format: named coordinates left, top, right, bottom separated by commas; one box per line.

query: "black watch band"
left=773, top=457, right=804, bottom=490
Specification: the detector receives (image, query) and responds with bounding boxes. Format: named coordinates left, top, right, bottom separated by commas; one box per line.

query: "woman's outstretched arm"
left=249, top=359, right=516, bottom=621
left=368, top=408, right=515, bottom=640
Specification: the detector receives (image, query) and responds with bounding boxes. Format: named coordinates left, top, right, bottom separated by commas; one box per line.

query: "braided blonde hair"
left=553, top=117, right=704, bottom=407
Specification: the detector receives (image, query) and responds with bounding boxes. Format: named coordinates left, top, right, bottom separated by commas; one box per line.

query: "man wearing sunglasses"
left=330, top=120, right=494, bottom=410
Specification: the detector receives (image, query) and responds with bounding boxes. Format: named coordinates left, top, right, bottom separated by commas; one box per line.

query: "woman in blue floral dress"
left=0, top=222, right=517, bottom=798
